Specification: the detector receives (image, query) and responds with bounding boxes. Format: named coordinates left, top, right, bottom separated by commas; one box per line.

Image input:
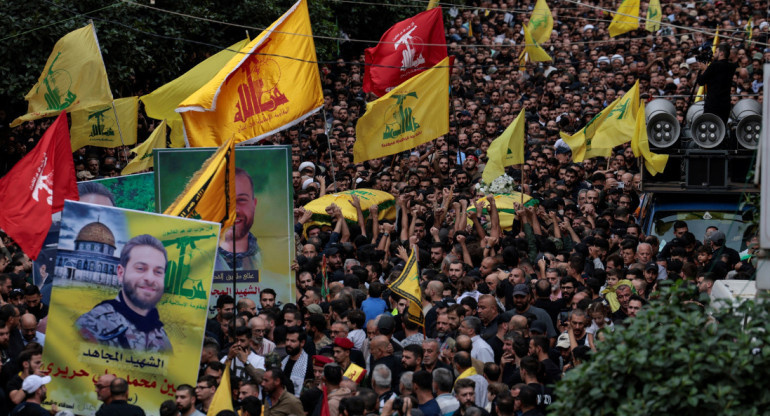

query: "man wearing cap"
left=11, top=374, right=57, bottom=416
left=215, top=167, right=262, bottom=272
left=332, top=337, right=355, bottom=371
left=510, top=284, right=557, bottom=339
left=311, top=354, right=333, bottom=386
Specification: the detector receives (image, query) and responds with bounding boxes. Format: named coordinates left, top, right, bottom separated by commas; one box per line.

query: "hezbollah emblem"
left=36, top=52, right=77, bottom=111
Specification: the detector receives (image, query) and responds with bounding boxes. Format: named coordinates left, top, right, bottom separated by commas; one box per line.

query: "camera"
left=689, top=43, right=714, bottom=64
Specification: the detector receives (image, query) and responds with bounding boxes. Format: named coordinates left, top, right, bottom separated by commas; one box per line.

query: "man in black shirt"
left=696, top=44, right=738, bottom=126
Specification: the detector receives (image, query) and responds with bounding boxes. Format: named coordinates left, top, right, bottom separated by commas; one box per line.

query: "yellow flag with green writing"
left=518, top=25, right=552, bottom=69
left=632, top=102, right=668, bottom=175
left=482, top=109, right=525, bottom=184
left=12, top=24, right=113, bottom=127
left=590, top=81, right=640, bottom=149
left=388, top=249, right=424, bottom=328
left=69, top=97, right=138, bottom=151
left=646, top=0, right=662, bottom=32
left=529, top=0, right=553, bottom=44
left=121, top=120, right=167, bottom=175
left=608, top=0, right=640, bottom=37
left=559, top=90, right=633, bottom=163
left=354, top=57, right=450, bottom=164
left=163, top=136, right=237, bottom=229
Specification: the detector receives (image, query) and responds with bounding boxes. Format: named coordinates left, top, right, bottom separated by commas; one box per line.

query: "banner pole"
left=110, top=101, right=131, bottom=169
left=321, top=107, right=338, bottom=192
left=231, top=222, right=237, bottom=332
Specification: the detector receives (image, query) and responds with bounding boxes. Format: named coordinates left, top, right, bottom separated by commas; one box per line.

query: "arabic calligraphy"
left=81, top=348, right=166, bottom=370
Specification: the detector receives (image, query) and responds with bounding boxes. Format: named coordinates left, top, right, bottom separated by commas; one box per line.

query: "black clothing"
left=372, top=355, right=402, bottom=391
left=95, top=399, right=146, bottom=416
left=697, top=59, right=738, bottom=125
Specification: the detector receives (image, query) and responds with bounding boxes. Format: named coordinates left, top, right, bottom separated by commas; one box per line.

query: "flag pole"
left=321, top=108, right=338, bottom=191
left=231, top=221, right=237, bottom=332
left=88, top=20, right=129, bottom=169
left=110, top=101, right=131, bottom=169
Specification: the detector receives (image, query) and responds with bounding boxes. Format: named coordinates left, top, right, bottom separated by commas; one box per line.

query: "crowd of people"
left=0, top=0, right=767, bottom=415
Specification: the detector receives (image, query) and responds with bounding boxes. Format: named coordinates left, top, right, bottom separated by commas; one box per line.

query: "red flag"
left=363, top=8, right=447, bottom=97
left=0, top=112, right=78, bottom=259
left=320, top=384, right=331, bottom=416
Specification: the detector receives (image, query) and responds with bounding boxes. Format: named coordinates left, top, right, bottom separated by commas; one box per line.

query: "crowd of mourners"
left=0, top=0, right=767, bottom=415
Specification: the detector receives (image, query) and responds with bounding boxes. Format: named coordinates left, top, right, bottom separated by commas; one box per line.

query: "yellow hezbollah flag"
left=631, top=102, right=668, bottom=175
left=141, top=38, right=249, bottom=146
left=518, top=25, right=551, bottom=69
left=560, top=102, right=624, bottom=162
left=122, top=119, right=167, bottom=175
left=388, top=249, right=424, bottom=328
left=163, top=136, right=237, bottom=229
left=646, top=0, right=662, bottom=32
left=12, top=24, right=112, bottom=127
left=426, top=0, right=439, bottom=9
left=69, top=97, right=138, bottom=151
left=529, top=0, right=553, bottom=44
left=695, top=27, right=719, bottom=103
left=590, top=81, right=640, bottom=149
left=482, top=109, right=525, bottom=184
left=207, top=362, right=234, bottom=414
left=353, top=57, right=450, bottom=164
left=177, top=0, right=323, bottom=147
left=608, top=0, right=640, bottom=37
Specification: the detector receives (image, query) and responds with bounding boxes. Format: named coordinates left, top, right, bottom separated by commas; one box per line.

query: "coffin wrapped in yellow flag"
left=303, top=189, right=396, bottom=232
left=466, top=192, right=538, bottom=230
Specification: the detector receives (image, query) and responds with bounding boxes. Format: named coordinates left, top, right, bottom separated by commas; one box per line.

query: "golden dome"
left=75, top=222, right=116, bottom=248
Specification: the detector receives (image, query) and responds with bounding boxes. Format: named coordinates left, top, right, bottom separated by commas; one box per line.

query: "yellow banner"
left=122, top=120, right=167, bottom=175
left=482, top=109, right=525, bottom=184
left=44, top=201, right=220, bottom=415
left=70, top=97, right=138, bottom=151
left=12, top=24, right=112, bottom=127
left=141, top=39, right=249, bottom=124
left=608, top=0, right=640, bottom=37
left=646, top=0, right=662, bottom=32
left=163, top=137, right=237, bottom=229
left=207, top=364, right=234, bottom=414
left=177, top=0, right=323, bottom=147
left=354, top=57, right=450, bottom=163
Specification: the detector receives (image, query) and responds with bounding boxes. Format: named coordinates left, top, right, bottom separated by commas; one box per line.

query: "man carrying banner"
left=75, top=234, right=173, bottom=352
left=215, top=168, right=262, bottom=271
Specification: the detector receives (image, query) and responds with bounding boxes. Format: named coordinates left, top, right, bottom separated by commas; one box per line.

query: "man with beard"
left=175, top=384, right=204, bottom=416
left=249, top=315, right=276, bottom=356
left=401, top=344, right=423, bottom=372
left=223, top=326, right=266, bottom=382
left=262, top=367, right=305, bottom=416
left=509, top=284, right=557, bottom=339
left=215, top=168, right=262, bottom=271
left=435, top=312, right=455, bottom=344
left=76, top=234, right=172, bottom=352
left=281, top=326, right=313, bottom=397
left=11, top=375, right=57, bottom=416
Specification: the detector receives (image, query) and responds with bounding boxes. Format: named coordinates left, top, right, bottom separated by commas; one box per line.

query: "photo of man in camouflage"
left=76, top=234, right=173, bottom=352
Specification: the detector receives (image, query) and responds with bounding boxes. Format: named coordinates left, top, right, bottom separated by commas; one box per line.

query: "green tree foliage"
left=0, top=0, right=336, bottom=114
left=550, top=283, right=770, bottom=416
